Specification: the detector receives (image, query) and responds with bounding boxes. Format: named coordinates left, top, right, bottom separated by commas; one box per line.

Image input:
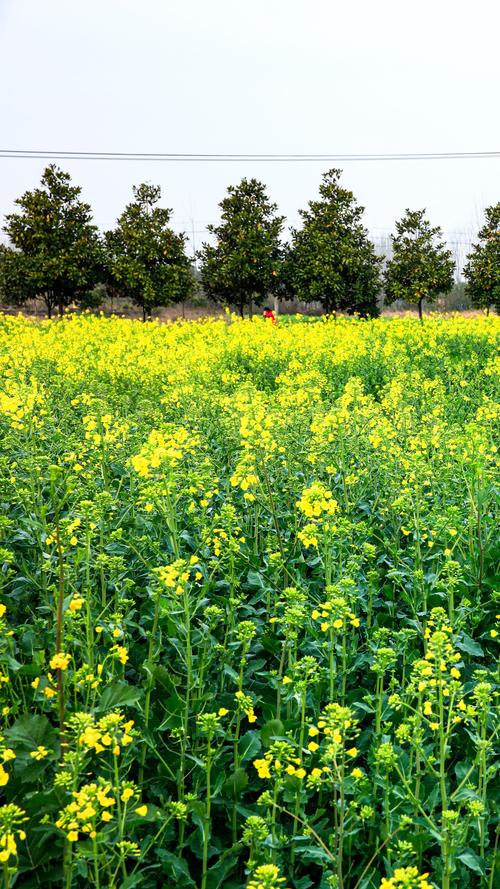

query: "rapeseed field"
left=0, top=311, right=498, bottom=889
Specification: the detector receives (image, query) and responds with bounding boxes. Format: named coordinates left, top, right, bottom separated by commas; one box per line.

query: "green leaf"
left=155, top=850, right=196, bottom=886
left=352, top=701, right=374, bottom=714
left=246, top=570, right=265, bottom=589
left=222, top=767, right=248, bottom=796
left=456, top=635, right=484, bottom=658
left=458, top=851, right=486, bottom=875
left=223, top=664, right=239, bottom=683
left=98, top=681, right=143, bottom=711
left=206, top=854, right=240, bottom=889
left=120, top=874, right=145, bottom=889
left=260, top=719, right=284, bottom=747
left=158, top=691, right=185, bottom=729
left=190, top=800, right=207, bottom=851
left=239, top=730, right=261, bottom=763
left=5, top=715, right=54, bottom=750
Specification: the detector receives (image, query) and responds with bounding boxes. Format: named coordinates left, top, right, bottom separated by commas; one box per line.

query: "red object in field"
left=263, top=309, right=276, bottom=324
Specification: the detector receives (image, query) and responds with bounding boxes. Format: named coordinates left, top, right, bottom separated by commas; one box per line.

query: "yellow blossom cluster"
left=253, top=741, right=305, bottom=781
left=311, top=597, right=360, bottom=633
left=49, top=651, right=71, bottom=671
left=246, top=863, right=289, bottom=889
left=0, top=732, right=16, bottom=786
left=296, top=481, right=338, bottom=519
left=380, top=867, right=432, bottom=889
left=69, top=711, right=135, bottom=756
left=205, top=525, right=246, bottom=558
left=303, top=703, right=361, bottom=787
left=82, top=412, right=129, bottom=448
left=235, top=690, right=257, bottom=723
left=45, top=516, right=83, bottom=549
left=154, top=555, right=201, bottom=594
left=56, top=781, right=117, bottom=840
left=0, top=378, right=45, bottom=431
left=407, top=609, right=469, bottom=728
left=131, top=426, right=199, bottom=478
left=0, top=805, right=27, bottom=864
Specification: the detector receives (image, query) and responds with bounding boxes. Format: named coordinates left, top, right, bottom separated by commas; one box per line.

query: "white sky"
left=1, top=0, right=499, bottom=265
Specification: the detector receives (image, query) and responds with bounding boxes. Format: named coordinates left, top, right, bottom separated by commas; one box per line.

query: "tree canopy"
left=198, top=178, right=284, bottom=317
left=463, top=203, right=500, bottom=313
left=384, top=209, right=455, bottom=320
left=105, top=183, right=195, bottom=320
left=1, top=165, right=104, bottom=317
left=284, top=168, right=381, bottom=317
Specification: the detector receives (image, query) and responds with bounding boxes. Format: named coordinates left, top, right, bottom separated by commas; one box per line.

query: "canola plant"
left=0, top=311, right=498, bottom=889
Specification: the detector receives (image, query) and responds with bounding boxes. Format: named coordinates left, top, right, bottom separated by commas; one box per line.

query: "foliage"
left=1, top=166, right=104, bottom=318
left=198, top=178, right=285, bottom=317
left=384, top=210, right=455, bottom=320
left=463, top=204, right=500, bottom=313
left=0, top=244, right=33, bottom=310
left=0, top=312, right=498, bottom=889
left=285, top=169, right=381, bottom=316
left=105, top=183, right=195, bottom=320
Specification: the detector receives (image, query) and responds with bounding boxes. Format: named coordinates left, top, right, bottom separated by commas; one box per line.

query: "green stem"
left=138, top=584, right=162, bottom=787
left=261, top=464, right=291, bottom=585
left=178, top=584, right=192, bottom=854
left=488, top=822, right=500, bottom=889
left=55, top=525, right=66, bottom=754
left=384, top=772, right=391, bottom=867
left=64, top=839, right=73, bottom=889
left=341, top=631, right=347, bottom=703
left=329, top=628, right=335, bottom=702
left=272, top=783, right=279, bottom=864
left=92, top=835, right=100, bottom=889
left=290, top=692, right=307, bottom=868
left=375, top=675, right=383, bottom=736
left=337, top=755, right=346, bottom=889
left=201, top=738, right=213, bottom=889
left=276, top=644, right=286, bottom=722
left=85, top=527, right=94, bottom=668
left=232, top=648, right=247, bottom=843
left=99, top=524, right=106, bottom=607
left=113, top=753, right=127, bottom=883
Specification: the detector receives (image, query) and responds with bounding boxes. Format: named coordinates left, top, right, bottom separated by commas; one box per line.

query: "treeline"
left=0, top=165, right=498, bottom=320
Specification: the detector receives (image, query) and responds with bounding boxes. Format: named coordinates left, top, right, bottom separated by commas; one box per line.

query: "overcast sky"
left=1, top=0, right=499, bottom=265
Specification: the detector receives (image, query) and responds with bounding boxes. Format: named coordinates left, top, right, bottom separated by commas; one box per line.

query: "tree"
left=285, top=168, right=381, bottom=317
left=0, top=243, right=36, bottom=309
left=463, top=204, right=500, bottom=314
left=105, top=183, right=195, bottom=321
left=2, top=165, right=104, bottom=318
left=198, top=178, right=284, bottom=318
left=384, top=209, right=455, bottom=321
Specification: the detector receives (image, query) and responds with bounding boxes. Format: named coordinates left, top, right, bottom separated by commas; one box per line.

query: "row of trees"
left=0, top=165, right=498, bottom=320
left=0, top=168, right=194, bottom=321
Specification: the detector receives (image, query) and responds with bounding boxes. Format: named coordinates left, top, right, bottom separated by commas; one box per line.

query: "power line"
left=1, top=149, right=500, bottom=162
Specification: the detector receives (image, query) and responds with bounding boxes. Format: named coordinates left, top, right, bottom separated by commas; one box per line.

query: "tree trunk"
left=44, top=291, right=53, bottom=319
left=142, top=304, right=147, bottom=323
left=418, top=297, right=424, bottom=323
left=249, top=301, right=253, bottom=320
left=324, top=297, right=337, bottom=318
left=239, top=302, right=244, bottom=318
